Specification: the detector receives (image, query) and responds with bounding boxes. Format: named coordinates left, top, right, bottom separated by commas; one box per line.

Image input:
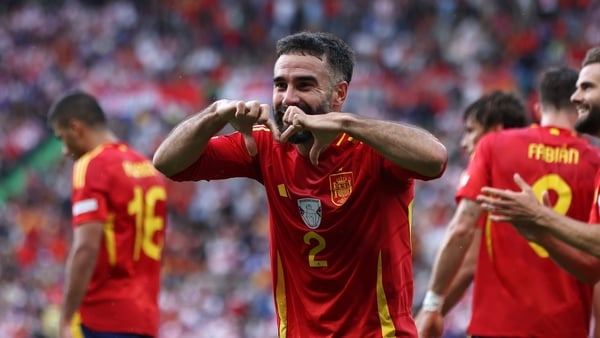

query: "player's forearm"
left=60, top=245, right=99, bottom=324
left=441, top=234, right=478, bottom=315
left=342, top=114, right=447, bottom=178
left=428, top=227, right=474, bottom=297
left=534, top=230, right=600, bottom=283
left=153, top=102, right=230, bottom=177
left=537, top=207, right=600, bottom=260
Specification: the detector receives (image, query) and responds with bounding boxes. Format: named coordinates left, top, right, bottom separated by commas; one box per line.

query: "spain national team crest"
left=298, top=198, right=322, bottom=229
left=329, top=172, right=353, bottom=206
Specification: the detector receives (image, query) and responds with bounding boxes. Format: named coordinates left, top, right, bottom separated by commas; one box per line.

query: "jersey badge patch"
left=298, top=198, right=322, bottom=229
left=329, top=172, right=353, bottom=206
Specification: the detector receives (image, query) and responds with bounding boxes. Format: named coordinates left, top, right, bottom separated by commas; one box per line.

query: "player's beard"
left=575, top=103, right=600, bottom=136
left=274, top=100, right=331, bottom=144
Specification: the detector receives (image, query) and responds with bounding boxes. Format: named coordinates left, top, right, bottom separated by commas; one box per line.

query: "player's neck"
left=539, top=111, right=577, bottom=131
left=89, top=130, right=119, bottom=150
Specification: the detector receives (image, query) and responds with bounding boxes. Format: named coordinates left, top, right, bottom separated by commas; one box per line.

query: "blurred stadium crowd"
left=0, top=0, right=599, bottom=337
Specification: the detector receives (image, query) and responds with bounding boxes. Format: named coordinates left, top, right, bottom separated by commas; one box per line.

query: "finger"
left=280, top=124, right=301, bottom=143
left=541, top=190, right=552, bottom=207
left=255, top=103, right=271, bottom=124
left=242, top=131, right=258, bottom=156
left=481, top=186, right=506, bottom=196
left=513, top=173, right=531, bottom=191
left=476, top=194, right=493, bottom=204
left=245, top=100, right=261, bottom=119
left=479, top=202, right=496, bottom=212
left=489, top=214, right=510, bottom=222
left=264, top=118, right=281, bottom=142
left=234, top=100, right=246, bottom=118
left=309, top=142, right=323, bottom=166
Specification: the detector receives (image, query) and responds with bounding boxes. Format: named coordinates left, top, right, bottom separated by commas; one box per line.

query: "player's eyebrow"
left=273, top=75, right=318, bottom=83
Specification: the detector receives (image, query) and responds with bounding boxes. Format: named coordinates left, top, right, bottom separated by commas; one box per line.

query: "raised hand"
left=217, top=100, right=280, bottom=155
left=280, top=106, right=340, bottom=165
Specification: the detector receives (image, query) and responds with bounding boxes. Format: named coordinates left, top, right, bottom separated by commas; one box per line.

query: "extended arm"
left=478, top=173, right=600, bottom=283
left=59, top=222, right=104, bottom=337
left=343, top=115, right=447, bottom=177
left=153, top=100, right=275, bottom=177
left=281, top=110, right=447, bottom=177
left=415, top=199, right=482, bottom=338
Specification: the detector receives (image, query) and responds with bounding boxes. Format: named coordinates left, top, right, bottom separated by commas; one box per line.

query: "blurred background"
left=0, top=0, right=599, bottom=337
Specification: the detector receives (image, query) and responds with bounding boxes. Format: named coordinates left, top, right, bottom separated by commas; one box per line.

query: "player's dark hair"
left=276, top=31, right=355, bottom=84
left=582, top=47, right=600, bottom=67
left=48, top=91, right=107, bottom=128
left=538, top=67, right=578, bottom=111
left=462, top=90, right=529, bottom=130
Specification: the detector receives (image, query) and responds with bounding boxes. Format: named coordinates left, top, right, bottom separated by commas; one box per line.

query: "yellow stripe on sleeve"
left=72, top=146, right=105, bottom=189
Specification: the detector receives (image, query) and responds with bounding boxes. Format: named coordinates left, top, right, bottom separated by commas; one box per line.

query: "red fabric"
left=71, top=143, right=167, bottom=336
left=456, top=125, right=600, bottom=337
left=171, top=128, right=444, bottom=337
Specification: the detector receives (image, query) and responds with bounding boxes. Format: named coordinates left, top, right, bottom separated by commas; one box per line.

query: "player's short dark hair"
left=582, top=47, right=600, bottom=67
left=462, top=90, right=529, bottom=130
left=276, top=31, right=355, bottom=84
left=47, top=91, right=107, bottom=128
left=538, top=67, right=578, bottom=111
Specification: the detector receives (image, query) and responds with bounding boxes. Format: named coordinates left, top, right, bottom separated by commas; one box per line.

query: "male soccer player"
left=477, top=48, right=600, bottom=278
left=49, top=91, right=168, bottom=338
left=417, top=66, right=600, bottom=338
left=153, top=31, right=448, bottom=337
left=419, top=91, right=529, bottom=325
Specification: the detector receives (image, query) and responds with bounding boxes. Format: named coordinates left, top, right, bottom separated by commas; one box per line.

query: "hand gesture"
left=280, top=106, right=340, bottom=165
left=216, top=100, right=280, bottom=156
left=415, top=309, right=444, bottom=338
left=476, top=173, right=550, bottom=238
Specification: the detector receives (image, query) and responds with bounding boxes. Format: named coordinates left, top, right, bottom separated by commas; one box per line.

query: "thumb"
left=242, top=130, right=257, bottom=156
left=541, top=190, right=552, bottom=207
left=309, top=141, right=324, bottom=166
left=513, top=173, right=529, bottom=190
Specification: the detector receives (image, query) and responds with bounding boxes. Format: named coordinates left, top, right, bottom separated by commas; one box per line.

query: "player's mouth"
left=577, top=104, right=590, bottom=116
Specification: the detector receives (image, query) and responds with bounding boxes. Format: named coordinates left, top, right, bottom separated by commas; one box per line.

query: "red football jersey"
left=589, top=171, right=600, bottom=223
left=71, top=143, right=167, bottom=336
left=172, top=127, right=443, bottom=338
left=457, top=125, right=600, bottom=338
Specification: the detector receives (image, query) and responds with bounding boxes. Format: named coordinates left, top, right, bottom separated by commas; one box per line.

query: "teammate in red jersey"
left=417, top=66, right=600, bottom=338
left=477, top=50, right=600, bottom=282
left=415, top=91, right=529, bottom=330
left=153, top=31, right=448, bottom=337
left=48, top=91, right=168, bottom=338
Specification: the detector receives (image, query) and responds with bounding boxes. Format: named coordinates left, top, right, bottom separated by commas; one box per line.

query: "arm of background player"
left=59, top=222, right=103, bottom=335
left=524, top=229, right=600, bottom=284
left=441, top=230, right=479, bottom=315
left=415, top=199, right=482, bottom=337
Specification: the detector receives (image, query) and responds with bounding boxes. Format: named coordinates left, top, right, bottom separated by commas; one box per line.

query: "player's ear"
left=489, top=123, right=503, bottom=132
left=332, top=81, right=348, bottom=108
left=68, top=118, right=85, bottom=135
left=532, top=102, right=542, bottom=122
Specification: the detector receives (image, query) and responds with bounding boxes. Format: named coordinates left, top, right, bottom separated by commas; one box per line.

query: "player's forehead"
left=577, top=63, right=600, bottom=87
left=273, top=54, right=330, bottom=81
left=464, top=114, right=483, bottom=130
